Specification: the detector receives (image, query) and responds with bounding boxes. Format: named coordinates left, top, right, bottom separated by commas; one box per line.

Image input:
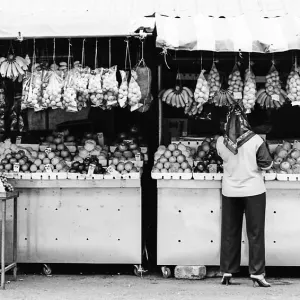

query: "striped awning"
left=155, top=13, right=300, bottom=53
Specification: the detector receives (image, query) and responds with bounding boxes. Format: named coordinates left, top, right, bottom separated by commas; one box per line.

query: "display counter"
left=157, top=179, right=300, bottom=277
left=2, top=179, right=142, bottom=275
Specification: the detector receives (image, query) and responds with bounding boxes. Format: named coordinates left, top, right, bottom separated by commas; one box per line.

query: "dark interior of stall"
left=1, top=36, right=300, bottom=274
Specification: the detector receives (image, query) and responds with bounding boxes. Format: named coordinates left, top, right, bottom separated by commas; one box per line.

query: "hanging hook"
left=160, top=47, right=170, bottom=69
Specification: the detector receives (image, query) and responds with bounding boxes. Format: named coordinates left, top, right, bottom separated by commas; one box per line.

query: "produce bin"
left=4, top=178, right=143, bottom=274
left=156, top=179, right=300, bottom=277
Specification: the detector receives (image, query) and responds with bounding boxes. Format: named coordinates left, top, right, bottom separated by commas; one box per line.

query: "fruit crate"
left=85, top=174, right=104, bottom=180
left=263, top=172, right=277, bottom=181
left=67, top=173, right=87, bottom=180
left=276, top=174, right=300, bottom=181
left=193, top=172, right=223, bottom=180
left=104, top=172, right=141, bottom=180
left=151, top=172, right=193, bottom=180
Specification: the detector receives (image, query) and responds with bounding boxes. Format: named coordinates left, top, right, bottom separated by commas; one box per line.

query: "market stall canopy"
left=155, top=0, right=300, bottom=53
left=0, top=0, right=155, bottom=39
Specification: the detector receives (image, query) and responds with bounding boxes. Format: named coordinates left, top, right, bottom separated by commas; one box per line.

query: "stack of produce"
left=0, top=148, right=32, bottom=173
left=286, top=67, right=300, bottom=105
left=152, top=143, right=193, bottom=174
left=69, top=156, right=106, bottom=175
left=194, top=70, right=210, bottom=106
left=242, top=68, right=257, bottom=113
left=102, top=66, right=119, bottom=109
left=75, top=139, right=108, bottom=163
left=109, top=142, right=144, bottom=163
left=256, top=65, right=287, bottom=109
left=28, top=150, right=70, bottom=173
left=207, top=63, right=221, bottom=99
left=271, top=141, right=300, bottom=174
left=193, top=136, right=223, bottom=173
left=108, top=159, right=140, bottom=175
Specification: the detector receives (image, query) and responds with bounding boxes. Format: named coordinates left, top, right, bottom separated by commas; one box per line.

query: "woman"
left=216, top=104, right=273, bottom=288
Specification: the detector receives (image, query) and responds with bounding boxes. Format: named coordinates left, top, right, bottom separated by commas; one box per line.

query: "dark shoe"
left=250, top=274, right=271, bottom=287
left=221, top=273, right=232, bottom=285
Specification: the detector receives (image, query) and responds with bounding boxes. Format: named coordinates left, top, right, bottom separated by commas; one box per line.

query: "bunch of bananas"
left=256, top=88, right=287, bottom=109
left=0, top=55, right=29, bottom=80
left=184, top=101, right=203, bottom=116
left=161, top=86, right=194, bottom=108
left=213, top=89, right=234, bottom=107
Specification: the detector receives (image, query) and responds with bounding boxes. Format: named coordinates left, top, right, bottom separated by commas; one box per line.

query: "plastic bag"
left=118, top=70, right=129, bottom=108
left=135, top=64, right=152, bottom=113
left=21, top=64, right=44, bottom=110
left=88, top=68, right=104, bottom=107
left=194, top=70, right=210, bottom=106
left=207, top=63, right=221, bottom=99
left=102, top=65, right=119, bottom=108
left=41, top=64, right=64, bottom=109
left=62, top=68, right=78, bottom=112
left=73, top=63, right=91, bottom=111
left=228, top=63, right=243, bottom=101
left=265, top=65, right=281, bottom=97
left=128, top=70, right=142, bottom=111
left=286, top=66, right=300, bottom=105
left=242, top=67, right=256, bottom=113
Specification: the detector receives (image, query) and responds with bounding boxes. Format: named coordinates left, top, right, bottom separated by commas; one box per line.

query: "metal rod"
left=12, top=32, right=153, bottom=41
left=1, top=199, right=6, bottom=289
left=158, top=64, right=163, bottom=145
left=13, top=197, right=17, bottom=281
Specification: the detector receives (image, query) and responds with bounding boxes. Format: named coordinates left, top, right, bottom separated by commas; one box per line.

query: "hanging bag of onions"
left=242, top=55, right=256, bottom=113
left=227, top=62, right=243, bottom=102
left=286, top=55, right=300, bottom=106
left=207, top=60, right=221, bottom=100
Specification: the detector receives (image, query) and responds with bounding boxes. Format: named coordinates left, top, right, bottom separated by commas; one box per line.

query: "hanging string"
left=249, top=52, right=251, bottom=69
left=108, top=38, right=111, bottom=68
left=67, top=39, right=72, bottom=71
left=137, top=39, right=145, bottom=67
left=53, top=38, right=56, bottom=64
left=94, top=38, right=98, bottom=69
left=272, top=53, right=275, bottom=65
left=200, top=51, right=203, bottom=70
left=32, top=39, right=36, bottom=71
left=124, top=38, right=132, bottom=70
left=81, top=39, right=86, bottom=68
left=295, top=52, right=298, bottom=70
left=159, top=47, right=170, bottom=69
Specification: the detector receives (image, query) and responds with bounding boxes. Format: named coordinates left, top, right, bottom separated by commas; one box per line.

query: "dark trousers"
left=220, top=193, right=266, bottom=275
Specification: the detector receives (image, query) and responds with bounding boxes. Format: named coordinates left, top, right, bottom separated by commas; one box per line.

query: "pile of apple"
left=272, top=141, right=300, bottom=174
left=28, top=150, right=70, bottom=173
left=193, top=135, right=223, bottom=173
left=0, top=149, right=32, bottom=173
left=152, top=143, right=193, bottom=173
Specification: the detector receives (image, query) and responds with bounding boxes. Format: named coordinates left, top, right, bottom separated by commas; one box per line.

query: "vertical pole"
left=158, top=65, right=162, bottom=145
left=13, top=197, right=17, bottom=280
left=1, top=199, right=6, bottom=289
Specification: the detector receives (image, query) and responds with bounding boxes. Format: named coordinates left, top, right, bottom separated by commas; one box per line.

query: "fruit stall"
left=152, top=6, right=300, bottom=277
left=0, top=1, right=157, bottom=276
